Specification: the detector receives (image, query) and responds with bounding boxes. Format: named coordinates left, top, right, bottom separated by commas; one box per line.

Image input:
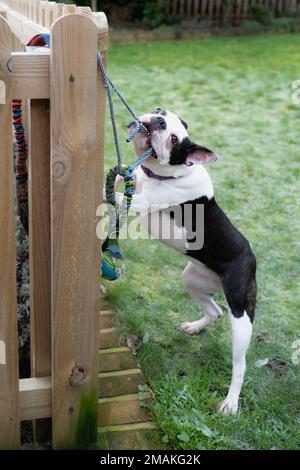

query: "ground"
left=102, top=34, right=300, bottom=450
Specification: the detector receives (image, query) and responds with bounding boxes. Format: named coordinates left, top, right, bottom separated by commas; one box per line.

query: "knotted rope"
left=97, top=52, right=151, bottom=175
left=97, top=51, right=154, bottom=280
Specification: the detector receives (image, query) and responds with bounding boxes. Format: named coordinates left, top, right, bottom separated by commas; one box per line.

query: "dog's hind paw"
left=220, top=396, right=239, bottom=416
left=181, top=320, right=204, bottom=335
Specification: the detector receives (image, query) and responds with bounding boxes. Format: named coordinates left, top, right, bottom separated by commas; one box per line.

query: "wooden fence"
left=0, top=0, right=107, bottom=449
left=165, top=0, right=300, bottom=20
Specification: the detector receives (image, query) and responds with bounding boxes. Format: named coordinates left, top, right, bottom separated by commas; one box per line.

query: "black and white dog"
left=117, top=108, right=256, bottom=415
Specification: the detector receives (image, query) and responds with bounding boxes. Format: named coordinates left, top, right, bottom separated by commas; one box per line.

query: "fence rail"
left=166, top=0, right=300, bottom=20
left=0, top=0, right=107, bottom=449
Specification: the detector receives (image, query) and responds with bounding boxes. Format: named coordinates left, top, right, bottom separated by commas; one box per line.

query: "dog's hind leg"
left=219, top=257, right=256, bottom=415
left=181, top=262, right=223, bottom=334
left=220, top=310, right=252, bottom=415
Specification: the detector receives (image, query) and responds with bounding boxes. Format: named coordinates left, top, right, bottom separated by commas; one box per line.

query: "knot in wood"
left=69, top=363, right=87, bottom=387
left=52, top=154, right=71, bottom=184
left=53, top=161, right=65, bottom=178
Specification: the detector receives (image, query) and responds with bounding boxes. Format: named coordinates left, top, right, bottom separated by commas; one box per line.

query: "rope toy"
left=101, top=144, right=153, bottom=281
left=101, top=165, right=135, bottom=281
left=97, top=51, right=156, bottom=281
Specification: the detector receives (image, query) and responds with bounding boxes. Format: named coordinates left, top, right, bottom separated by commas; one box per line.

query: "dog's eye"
left=171, top=134, right=178, bottom=145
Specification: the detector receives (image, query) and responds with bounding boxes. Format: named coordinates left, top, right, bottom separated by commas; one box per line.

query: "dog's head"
left=131, top=108, right=218, bottom=167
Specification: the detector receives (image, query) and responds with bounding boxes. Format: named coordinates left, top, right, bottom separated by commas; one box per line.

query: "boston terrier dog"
left=116, top=108, right=257, bottom=415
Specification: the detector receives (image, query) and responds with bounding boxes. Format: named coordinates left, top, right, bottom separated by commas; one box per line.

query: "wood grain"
left=5, top=9, right=49, bottom=44
left=19, top=376, right=51, bottom=420
left=11, top=51, right=50, bottom=99
left=28, top=99, right=51, bottom=377
left=0, top=15, right=20, bottom=449
left=50, top=13, right=103, bottom=449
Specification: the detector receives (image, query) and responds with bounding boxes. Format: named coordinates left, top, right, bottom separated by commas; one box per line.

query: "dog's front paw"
left=181, top=321, right=203, bottom=335
left=219, top=396, right=239, bottom=416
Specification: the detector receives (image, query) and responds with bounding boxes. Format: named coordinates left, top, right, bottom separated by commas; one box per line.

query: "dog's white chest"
left=132, top=164, right=213, bottom=252
left=139, top=210, right=188, bottom=253
left=134, top=164, right=214, bottom=208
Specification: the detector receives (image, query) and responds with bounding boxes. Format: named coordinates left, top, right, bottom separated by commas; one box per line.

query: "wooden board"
left=12, top=51, right=50, bottom=99
left=28, top=99, right=51, bottom=377
left=28, top=97, right=52, bottom=443
left=50, top=13, right=102, bottom=449
left=19, top=376, right=51, bottom=421
left=5, top=9, right=49, bottom=44
left=0, top=15, right=20, bottom=449
left=96, top=46, right=106, bottom=315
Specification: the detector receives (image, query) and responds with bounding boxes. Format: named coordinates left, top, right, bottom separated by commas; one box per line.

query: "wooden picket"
left=27, top=97, right=51, bottom=441
left=0, top=14, right=20, bottom=449
left=50, top=12, right=101, bottom=449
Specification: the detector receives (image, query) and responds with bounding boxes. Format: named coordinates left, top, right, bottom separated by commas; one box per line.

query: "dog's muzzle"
left=127, top=116, right=166, bottom=160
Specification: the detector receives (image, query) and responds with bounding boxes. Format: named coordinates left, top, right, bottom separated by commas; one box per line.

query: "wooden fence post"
left=0, top=15, right=20, bottom=449
left=50, top=13, right=102, bottom=449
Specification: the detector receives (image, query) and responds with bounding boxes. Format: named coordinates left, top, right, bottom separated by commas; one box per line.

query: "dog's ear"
left=185, top=144, right=218, bottom=165
left=180, top=118, right=188, bottom=129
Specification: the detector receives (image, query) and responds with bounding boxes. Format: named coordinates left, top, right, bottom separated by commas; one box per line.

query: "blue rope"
left=97, top=51, right=152, bottom=174
left=128, top=147, right=153, bottom=172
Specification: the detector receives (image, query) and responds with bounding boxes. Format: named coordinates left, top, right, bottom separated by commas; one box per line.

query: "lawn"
left=102, top=34, right=300, bottom=450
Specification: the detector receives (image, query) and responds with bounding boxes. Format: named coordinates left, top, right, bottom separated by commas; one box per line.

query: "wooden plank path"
left=97, top=301, right=161, bottom=450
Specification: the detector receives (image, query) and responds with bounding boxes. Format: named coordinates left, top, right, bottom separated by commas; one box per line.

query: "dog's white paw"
left=181, top=321, right=203, bottom=335
left=219, top=396, right=239, bottom=416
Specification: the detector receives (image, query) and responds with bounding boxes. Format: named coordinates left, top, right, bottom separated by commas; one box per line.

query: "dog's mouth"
left=128, top=120, right=158, bottom=159
left=148, top=145, right=158, bottom=160
left=143, top=123, right=158, bottom=160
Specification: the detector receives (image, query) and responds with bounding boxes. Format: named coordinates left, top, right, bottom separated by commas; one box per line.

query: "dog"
left=114, top=108, right=257, bottom=415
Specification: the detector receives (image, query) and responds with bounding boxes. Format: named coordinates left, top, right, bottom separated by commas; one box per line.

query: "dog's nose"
left=149, top=115, right=166, bottom=131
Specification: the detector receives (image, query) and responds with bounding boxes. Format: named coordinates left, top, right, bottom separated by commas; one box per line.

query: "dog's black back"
left=176, top=197, right=257, bottom=322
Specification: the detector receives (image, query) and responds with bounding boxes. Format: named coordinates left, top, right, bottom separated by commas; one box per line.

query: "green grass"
left=102, top=34, right=300, bottom=450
